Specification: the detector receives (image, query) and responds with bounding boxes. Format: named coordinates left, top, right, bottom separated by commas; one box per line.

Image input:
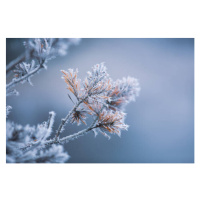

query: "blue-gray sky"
left=6, top=38, right=194, bottom=163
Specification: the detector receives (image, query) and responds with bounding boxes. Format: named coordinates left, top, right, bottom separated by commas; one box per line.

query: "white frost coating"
left=6, top=38, right=81, bottom=92
left=6, top=106, right=12, bottom=118
left=6, top=38, right=140, bottom=163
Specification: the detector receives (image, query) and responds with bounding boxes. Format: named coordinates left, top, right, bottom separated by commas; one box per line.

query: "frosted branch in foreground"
left=6, top=59, right=140, bottom=163
left=56, top=63, right=140, bottom=140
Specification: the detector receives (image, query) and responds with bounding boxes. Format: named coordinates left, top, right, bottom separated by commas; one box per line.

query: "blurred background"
left=6, top=38, right=194, bottom=163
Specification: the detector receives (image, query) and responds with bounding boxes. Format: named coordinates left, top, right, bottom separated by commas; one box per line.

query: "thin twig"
left=6, top=62, right=44, bottom=91
left=6, top=53, right=26, bottom=74
left=20, top=115, right=99, bottom=151
left=55, top=99, right=84, bottom=139
left=47, top=111, right=55, bottom=129
left=45, top=106, right=102, bottom=146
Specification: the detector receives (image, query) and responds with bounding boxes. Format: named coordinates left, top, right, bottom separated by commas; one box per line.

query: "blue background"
left=6, top=38, right=194, bottom=163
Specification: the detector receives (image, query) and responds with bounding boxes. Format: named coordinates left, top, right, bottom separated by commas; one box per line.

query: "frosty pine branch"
left=6, top=61, right=45, bottom=91
left=6, top=38, right=81, bottom=94
left=6, top=38, right=140, bottom=163
left=17, top=63, right=140, bottom=154
left=6, top=53, right=26, bottom=74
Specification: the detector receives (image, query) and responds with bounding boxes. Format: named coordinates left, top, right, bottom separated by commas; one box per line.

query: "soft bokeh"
left=6, top=38, right=194, bottom=163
